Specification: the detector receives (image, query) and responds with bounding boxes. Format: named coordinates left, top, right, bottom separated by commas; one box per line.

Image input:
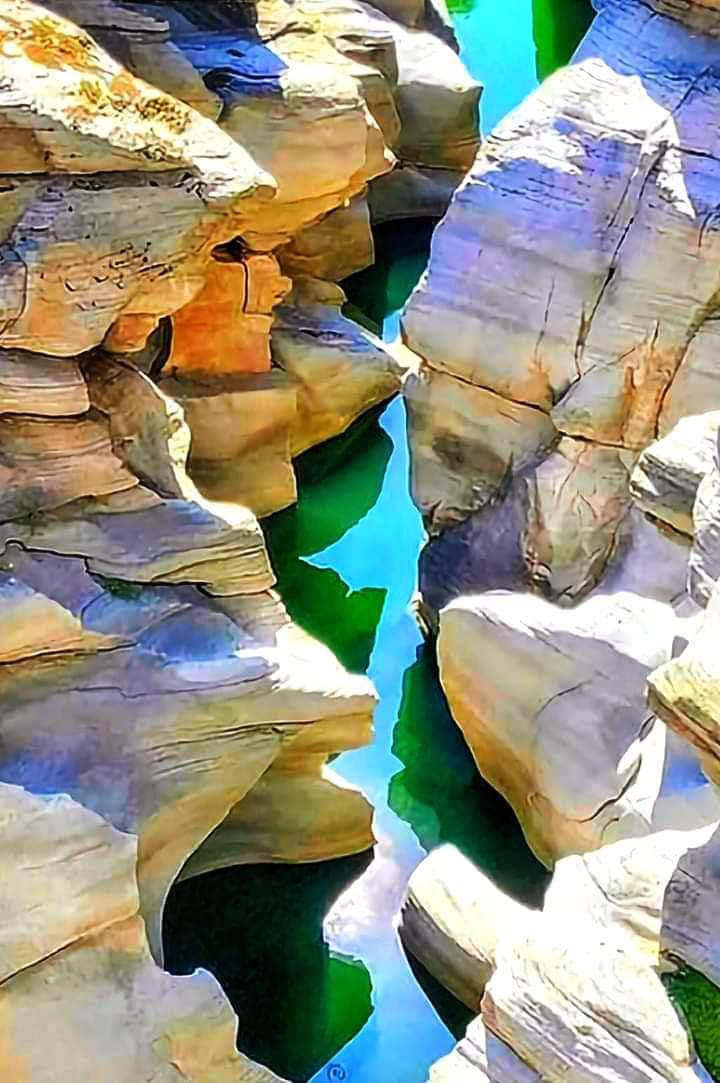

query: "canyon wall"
left=399, top=2, right=720, bottom=1078
left=0, top=0, right=479, bottom=1079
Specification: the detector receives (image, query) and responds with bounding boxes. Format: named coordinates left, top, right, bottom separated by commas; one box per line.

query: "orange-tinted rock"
left=169, top=258, right=291, bottom=374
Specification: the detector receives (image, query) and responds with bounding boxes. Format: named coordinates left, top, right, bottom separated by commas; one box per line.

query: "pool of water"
left=163, top=5, right=595, bottom=1081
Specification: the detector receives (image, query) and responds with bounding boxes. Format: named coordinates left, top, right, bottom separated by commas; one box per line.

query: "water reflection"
left=449, top=0, right=594, bottom=131
left=532, top=0, right=594, bottom=81
left=451, top=0, right=539, bottom=131
left=164, top=854, right=373, bottom=1083
left=265, top=416, right=393, bottom=675
left=390, top=644, right=549, bottom=908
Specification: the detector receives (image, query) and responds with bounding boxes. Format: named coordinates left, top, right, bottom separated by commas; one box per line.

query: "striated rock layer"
left=0, top=782, right=285, bottom=1082
left=0, top=0, right=481, bottom=1075
left=403, top=0, right=720, bottom=610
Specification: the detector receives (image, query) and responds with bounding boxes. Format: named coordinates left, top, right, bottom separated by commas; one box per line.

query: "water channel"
left=163, top=4, right=594, bottom=1080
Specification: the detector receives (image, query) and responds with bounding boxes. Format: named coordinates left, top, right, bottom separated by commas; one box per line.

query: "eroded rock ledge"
left=403, top=0, right=720, bottom=612
left=0, top=0, right=479, bottom=1078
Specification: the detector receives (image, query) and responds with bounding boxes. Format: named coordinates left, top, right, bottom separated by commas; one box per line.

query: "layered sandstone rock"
left=631, top=414, right=720, bottom=537
left=412, top=829, right=718, bottom=1083
left=403, top=0, right=720, bottom=608
left=436, top=589, right=718, bottom=865
left=0, top=782, right=284, bottom=1082
left=0, top=1, right=480, bottom=1077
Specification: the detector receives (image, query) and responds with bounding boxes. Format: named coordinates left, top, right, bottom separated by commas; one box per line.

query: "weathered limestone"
left=631, top=414, right=720, bottom=537
left=403, top=0, right=720, bottom=607
left=161, top=369, right=299, bottom=517
left=299, top=0, right=480, bottom=170
left=0, top=1, right=275, bottom=359
left=167, top=256, right=292, bottom=375
left=405, top=366, right=557, bottom=530
left=0, top=1, right=482, bottom=1078
left=413, top=829, right=718, bottom=1083
left=0, top=782, right=283, bottom=1082
left=651, top=582, right=720, bottom=785
left=400, top=845, right=532, bottom=1010
left=272, top=278, right=408, bottom=456
left=437, top=590, right=718, bottom=865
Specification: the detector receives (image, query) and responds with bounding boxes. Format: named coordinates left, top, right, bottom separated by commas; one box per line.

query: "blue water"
left=454, top=0, right=539, bottom=132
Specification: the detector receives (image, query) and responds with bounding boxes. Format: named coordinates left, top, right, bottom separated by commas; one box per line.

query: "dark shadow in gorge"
left=389, top=642, right=550, bottom=908
left=532, top=0, right=595, bottom=82
left=163, top=852, right=373, bottom=1083
left=342, top=218, right=438, bottom=332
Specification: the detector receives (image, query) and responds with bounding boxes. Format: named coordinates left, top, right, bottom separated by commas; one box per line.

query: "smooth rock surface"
left=438, top=590, right=715, bottom=864
left=0, top=781, right=284, bottom=1082
left=631, top=414, right=720, bottom=536
left=422, top=828, right=718, bottom=1083
left=272, top=278, right=408, bottom=456
left=403, top=0, right=720, bottom=606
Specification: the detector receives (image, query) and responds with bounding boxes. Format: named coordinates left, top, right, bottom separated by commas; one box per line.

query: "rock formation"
left=403, top=0, right=720, bottom=612
left=403, top=829, right=719, bottom=1082
left=395, top=8, right=720, bottom=1078
left=406, top=421, right=720, bottom=1077
left=0, top=782, right=284, bottom=1082
left=0, top=0, right=479, bottom=1078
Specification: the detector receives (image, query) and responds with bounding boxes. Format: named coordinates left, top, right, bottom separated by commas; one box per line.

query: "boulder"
left=437, top=590, right=717, bottom=864
left=161, top=369, right=299, bottom=518
left=631, top=414, right=720, bottom=536
left=419, top=828, right=718, bottom=1083
left=399, top=845, right=532, bottom=1010
left=403, top=0, right=720, bottom=607
left=650, top=579, right=720, bottom=785
left=272, top=278, right=408, bottom=456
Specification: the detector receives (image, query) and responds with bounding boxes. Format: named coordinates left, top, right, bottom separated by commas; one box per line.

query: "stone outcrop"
left=1, top=0, right=479, bottom=520
left=631, top=414, right=720, bottom=537
left=403, top=0, right=720, bottom=610
left=436, top=588, right=718, bottom=865
left=0, top=0, right=481, bottom=1075
left=408, top=829, right=719, bottom=1083
left=0, top=781, right=284, bottom=1082
left=411, top=407, right=720, bottom=1081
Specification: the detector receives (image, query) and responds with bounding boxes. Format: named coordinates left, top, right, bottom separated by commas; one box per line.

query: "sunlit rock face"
left=404, top=0, right=720, bottom=607
left=416, top=417, right=720, bottom=1080
left=0, top=0, right=480, bottom=1075
left=3, top=0, right=479, bottom=519
left=0, top=782, right=284, bottom=1083
left=437, top=588, right=718, bottom=865
left=415, top=829, right=718, bottom=1083
left=650, top=449, right=720, bottom=774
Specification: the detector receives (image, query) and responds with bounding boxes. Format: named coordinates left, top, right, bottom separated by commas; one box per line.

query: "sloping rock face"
left=0, top=782, right=284, bottom=1082
left=16, top=0, right=479, bottom=519
left=436, top=589, right=718, bottom=865
left=413, top=415, right=720, bottom=1079
left=403, top=0, right=720, bottom=610
left=410, top=817, right=720, bottom=1083
left=0, top=0, right=479, bottom=1076
left=406, top=830, right=718, bottom=1083
left=650, top=431, right=720, bottom=780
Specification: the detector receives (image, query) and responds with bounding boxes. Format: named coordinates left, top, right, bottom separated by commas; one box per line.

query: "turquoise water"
left=449, top=0, right=594, bottom=131
left=454, top=0, right=539, bottom=131
left=164, top=6, right=595, bottom=1081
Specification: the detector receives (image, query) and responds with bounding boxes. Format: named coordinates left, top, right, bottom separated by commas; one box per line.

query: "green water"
left=665, top=969, right=720, bottom=1081
left=163, top=6, right=596, bottom=1081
